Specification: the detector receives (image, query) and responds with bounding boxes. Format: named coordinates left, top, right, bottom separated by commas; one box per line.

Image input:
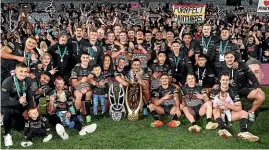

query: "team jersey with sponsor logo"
left=181, top=85, right=206, bottom=107
left=151, top=85, right=178, bottom=106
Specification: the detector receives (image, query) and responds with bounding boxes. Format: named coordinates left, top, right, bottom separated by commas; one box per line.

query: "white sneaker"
left=238, top=132, right=259, bottom=142
left=56, top=124, right=69, bottom=140
left=188, top=125, right=202, bottom=132
left=79, top=123, right=97, bottom=136
left=248, top=111, right=255, bottom=122
left=206, top=122, right=219, bottom=130
left=218, top=129, right=233, bottom=138
left=21, top=141, right=33, bottom=147
left=43, top=134, right=52, bottom=142
left=4, top=134, right=13, bottom=147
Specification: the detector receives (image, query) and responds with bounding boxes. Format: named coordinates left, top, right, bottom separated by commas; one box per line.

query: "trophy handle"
left=134, top=85, right=143, bottom=115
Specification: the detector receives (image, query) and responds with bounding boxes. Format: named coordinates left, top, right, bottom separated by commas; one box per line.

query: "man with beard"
left=220, top=51, right=264, bottom=122
left=81, top=30, right=104, bottom=69
left=148, top=52, right=172, bottom=90
left=152, top=31, right=169, bottom=53
left=195, top=24, right=218, bottom=65
left=26, top=71, right=52, bottom=108
left=214, top=28, right=241, bottom=77
left=211, top=73, right=259, bottom=142
left=121, top=59, right=150, bottom=115
left=69, top=26, right=89, bottom=64
left=1, top=37, right=37, bottom=83
left=149, top=73, right=181, bottom=128
left=168, top=41, right=193, bottom=86
left=48, top=32, right=73, bottom=85
left=128, top=30, right=150, bottom=70
left=148, top=31, right=169, bottom=65
left=181, top=33, right=197, bottom=65
left=70, top=52, right=93, bottom=123
left=1, top=63, right=30, bottom=147
left=47, top=76, right=96, bottom=138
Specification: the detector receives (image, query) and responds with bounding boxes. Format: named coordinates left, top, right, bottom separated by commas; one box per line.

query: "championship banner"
left=261, top=64, right=269, bottom=86
left=257, top=0, right=269, bottom=12
left=172, top=4, right=206, bottom=24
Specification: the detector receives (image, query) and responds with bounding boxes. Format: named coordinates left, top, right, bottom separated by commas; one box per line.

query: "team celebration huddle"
left=1, top=0, right=268, bottom=148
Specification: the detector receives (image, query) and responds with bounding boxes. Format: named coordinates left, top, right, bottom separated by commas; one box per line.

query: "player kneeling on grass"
left=21, top=107, right=52, bottom=147
left=47, top=76, right=97, bottom=139
left=181, top=73, right=218, bottom=132
left=149, top=73, right=181, bottom=128
left=211, top=73, right=259, bottom=142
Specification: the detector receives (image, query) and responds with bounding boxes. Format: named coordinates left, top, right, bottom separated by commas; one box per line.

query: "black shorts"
left=162, top=105, right=173, bottom=114
left=238, top=85, right=255, bottom=97
left=189, top=104, right=202, bottom=117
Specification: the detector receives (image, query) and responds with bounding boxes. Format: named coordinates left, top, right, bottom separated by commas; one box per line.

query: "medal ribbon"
left=202, top=36, right=212, bottom=49
left=57, top=46, right=67, bottom=62
left=13, top=75, right=26, bottom=97
left=174, top=55, right=181, bottom=70
left=76, top=42, right=79, bottom=55
left=220, top=40, right=229, bottom=55
left=88, top=47, right=94, bottom=59
left=24, top=51, right=31, bottom=67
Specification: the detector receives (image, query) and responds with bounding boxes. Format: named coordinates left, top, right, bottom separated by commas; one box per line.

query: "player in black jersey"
left=222, top=51, right=265, bottom=122
left=148, top=52, right=172, bottom=90
left=1, top=63, right=31, bottom=147
left=69, top=26, right=89, bottom=64
left=149, top=73, right=181, bottom=128
left=181, top=74, right=218, bottom=132
left=1, top=37, right=37, bottom=83
left=70, top=52, right=92, bottom=123
left=211, top=73, right=259, bottom=142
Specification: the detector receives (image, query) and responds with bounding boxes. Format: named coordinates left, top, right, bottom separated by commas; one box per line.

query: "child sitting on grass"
left=213, top=91, right=234, bottom=127
left=21, top=107, right=52, bottom=147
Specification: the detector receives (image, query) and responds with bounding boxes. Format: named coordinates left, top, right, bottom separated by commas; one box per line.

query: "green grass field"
left=1, top=88, right=269, bottom=149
